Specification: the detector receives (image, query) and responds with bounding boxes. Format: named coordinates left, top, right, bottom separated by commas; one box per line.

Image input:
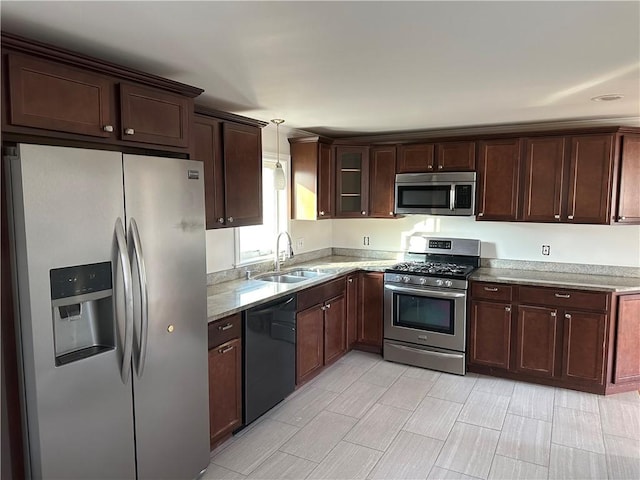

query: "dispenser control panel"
left=50, top=262, right=112, bottom=299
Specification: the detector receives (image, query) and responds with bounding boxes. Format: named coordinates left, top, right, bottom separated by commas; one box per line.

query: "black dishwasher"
left=243, top=294, right=297, bottom=425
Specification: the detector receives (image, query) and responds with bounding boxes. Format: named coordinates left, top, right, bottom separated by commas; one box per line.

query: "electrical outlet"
left=296, top=238, right=304, bottom=249
left=363, top=236, right=370, bottom=246
left=542, top=245, right=550, bottom=256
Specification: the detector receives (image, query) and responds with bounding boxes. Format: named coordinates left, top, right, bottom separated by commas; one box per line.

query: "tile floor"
left=206, top=351, right=640, bottom=480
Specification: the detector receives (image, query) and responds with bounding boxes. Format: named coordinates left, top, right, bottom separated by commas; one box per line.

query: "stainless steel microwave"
left=395, top=172, right=476, bottom=216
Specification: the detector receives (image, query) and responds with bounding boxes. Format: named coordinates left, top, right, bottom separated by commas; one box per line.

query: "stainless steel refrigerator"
left=6, top=143, right=210, bottom=479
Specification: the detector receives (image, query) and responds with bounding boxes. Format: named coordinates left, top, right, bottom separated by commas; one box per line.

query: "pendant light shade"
left=271, top=119, right=286, bottom=191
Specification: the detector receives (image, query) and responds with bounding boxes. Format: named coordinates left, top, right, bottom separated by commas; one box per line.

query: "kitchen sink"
left=254, top=268, right=328, bottom=284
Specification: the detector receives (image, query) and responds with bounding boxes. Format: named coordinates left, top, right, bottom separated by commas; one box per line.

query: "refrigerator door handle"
left=115, top=218, right=134, bottom=384
left=130, top=217, right=149, bottom=377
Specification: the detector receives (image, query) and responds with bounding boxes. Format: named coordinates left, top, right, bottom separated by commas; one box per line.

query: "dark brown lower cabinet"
left=613, top=294, right=640, bottom=384
left=296, top=306, right=325, bottom=385
left=208, top=313, right=242, bottom=449
left=346, top=274, right=359, bottom=349
left=562, top=310, right=606, bottom=385
left=469, top=300, right=512, bottom=369
left=515, top=305, right=559, bottom=378
left=324, top=295, right=346, bottom=365
left=357, top=272, right=383, bottom=351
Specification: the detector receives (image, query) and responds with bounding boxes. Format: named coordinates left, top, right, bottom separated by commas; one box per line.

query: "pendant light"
left=271, top=119, right=286, bottom=191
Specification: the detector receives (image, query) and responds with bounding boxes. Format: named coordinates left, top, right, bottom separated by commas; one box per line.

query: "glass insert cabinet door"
left=335, top=146, right=369, bottom=217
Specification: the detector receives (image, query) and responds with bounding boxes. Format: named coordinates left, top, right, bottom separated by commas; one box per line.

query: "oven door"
left=383, top=283, right=466, bottom=352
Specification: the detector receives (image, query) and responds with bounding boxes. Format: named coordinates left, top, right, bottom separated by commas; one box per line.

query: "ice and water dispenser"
left=50, top=262, right=115, bottom=366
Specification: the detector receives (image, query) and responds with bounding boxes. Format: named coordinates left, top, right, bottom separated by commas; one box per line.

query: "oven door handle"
left=384, top=283, right=466, bottom=299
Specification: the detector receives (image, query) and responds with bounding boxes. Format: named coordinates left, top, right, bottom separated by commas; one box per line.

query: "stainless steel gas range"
left=383, top=236, right=481, bottom=375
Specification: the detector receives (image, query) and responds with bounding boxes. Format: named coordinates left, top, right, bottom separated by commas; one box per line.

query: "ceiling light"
left=271, top=119, right=286, bottom=191
left=590, top=94, right=624, bottom=102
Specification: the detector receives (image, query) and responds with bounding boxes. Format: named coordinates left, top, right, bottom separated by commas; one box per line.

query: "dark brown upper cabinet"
left=7, top=53, right=114, bottom=138
left=397, top=141, right=475, bottom=173
left=476, top=138, right=522, bottom=221
left=566, top=134, right=614, bottom=224
left=2, top=33, right=202, bottom=152
left=119, top=83, right=191, bottom=148
left=193, top=108, right=266, bottom=229
left=335, top=146, right=370, bottom=217
left=615, top=134, right=640, bottom=224
left=289, top=137, right=335, bottom=220
left=522, top=136, right=567, bottom=222
left=368, top=146, right=397, bottom=218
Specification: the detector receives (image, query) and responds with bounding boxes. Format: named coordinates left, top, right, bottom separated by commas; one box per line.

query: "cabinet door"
left=477, top=139, right=521, bottom=221
left=8, top=54, right=114, bottom=138
left=522, top=137, right=566, bottom=222
left=318, top=143, right=335, bottom=218
left=469, top=300, right=512, bottom=369
left=358, top=272, right=383, bottom=349
left=515, top=305, right=559, bottom=378
left=436, top=141, right=476, bottom=171
left=208, top=338, right=242, bottom=446
left=194, top=115, right=226, bottom=229
left=119, top=83, right=191, bottom=147
left=562, top=310, right=607, bottom=385
left=223, top=122, right=263, bottom=227
left=336, top=146, right=369, bottom=217
left=369, top=146, right=397, bottom=218
left=346, top=275, right=359, bottom=349
left=296, top=306, right=324, bottom=385
left=397, top=144, right=434, bottom=173
left=324, top=295, right=346, bottom=365
left=616, top=135, right=640, bottom=223
left=566, top=135, right=614, bottom=224
left=613, top=294, right=640, bottom=384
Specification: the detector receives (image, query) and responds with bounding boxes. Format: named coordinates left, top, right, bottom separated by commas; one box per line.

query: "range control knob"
left=419, top=278, right=427, bottom=285
left=395, top=275, right=402, bottom=282
left=436, top=279, right=444, bottom=286
left=445, top=280, right=453, bottom=287
left=402, top=276, right=411, bottom=283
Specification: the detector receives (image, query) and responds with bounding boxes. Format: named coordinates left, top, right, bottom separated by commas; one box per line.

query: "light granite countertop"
left=206, top=256, right=395, bottom=322
left=207, top=257, right=640, bottom=322
left=471, top=268, right=640, bottom=293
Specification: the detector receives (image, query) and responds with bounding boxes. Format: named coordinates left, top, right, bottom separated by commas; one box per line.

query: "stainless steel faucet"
left=275, top=232, right=294, bottom=272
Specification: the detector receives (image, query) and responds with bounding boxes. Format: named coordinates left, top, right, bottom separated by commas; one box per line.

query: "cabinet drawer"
left=297, top=277, right=345, bottom=311
left=519, top=286, right=609, bottom=312
left=208, top=313, right=241, bottom=348
left=471, top=282, right=513, bottom=302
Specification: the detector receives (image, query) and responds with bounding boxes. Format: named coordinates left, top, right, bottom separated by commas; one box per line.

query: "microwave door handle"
left=450, top=186, right=456, bottom=211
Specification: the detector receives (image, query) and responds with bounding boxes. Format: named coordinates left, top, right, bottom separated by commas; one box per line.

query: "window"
left=235, top=155, right=288, bottom=265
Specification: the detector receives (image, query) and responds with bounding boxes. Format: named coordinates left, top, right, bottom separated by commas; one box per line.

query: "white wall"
left=332, top=216, right=640, bottom=267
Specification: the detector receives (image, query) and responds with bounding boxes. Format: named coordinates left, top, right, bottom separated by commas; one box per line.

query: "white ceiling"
left=1, top=1, right=639, bottom=138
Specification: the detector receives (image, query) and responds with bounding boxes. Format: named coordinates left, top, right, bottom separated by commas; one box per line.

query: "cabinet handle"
left=619, top=216, right=626, bottom=221
left=484, top=287, right=499, bottom=292
left=554, top=293, right=571, bottom=299
left=478, top=212, right=484, bottom=217
left=361, top=211, right=367, bottom=215
left=565, top=313, right=572, bottom=319
left=326, top=303, right=331, bottom=309
left=218, top=323, right=233, bottom=331
left=227, top=217, right=234, bottom=223
left=319, top=211, right=325, bottom=216
left=427, top=165, right=433, bottom=169
left=348, top=278, right=353, bottom=283
left=505, top=306, right=511, bottom=312
left=554, top=214, right=560, bottom=219
left=218, top=345, right=234, bottom=354
left=550, top=311, right=557, bottom=317
left=389, top=211, right=394, bottom=216
left=568, top=215, right=574, bottom=220
left=103, top=125, right=114, bottom=133
left=217, top=217, right=224, bottom=224
left=124, top=128, right=135, bottom=135
left=320, top=306, right=326, bottom=311
left=438, top=165, right=443, bottom=169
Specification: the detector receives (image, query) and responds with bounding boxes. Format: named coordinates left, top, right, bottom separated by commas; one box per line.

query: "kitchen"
left=2, top=2, right=640, bottom=480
